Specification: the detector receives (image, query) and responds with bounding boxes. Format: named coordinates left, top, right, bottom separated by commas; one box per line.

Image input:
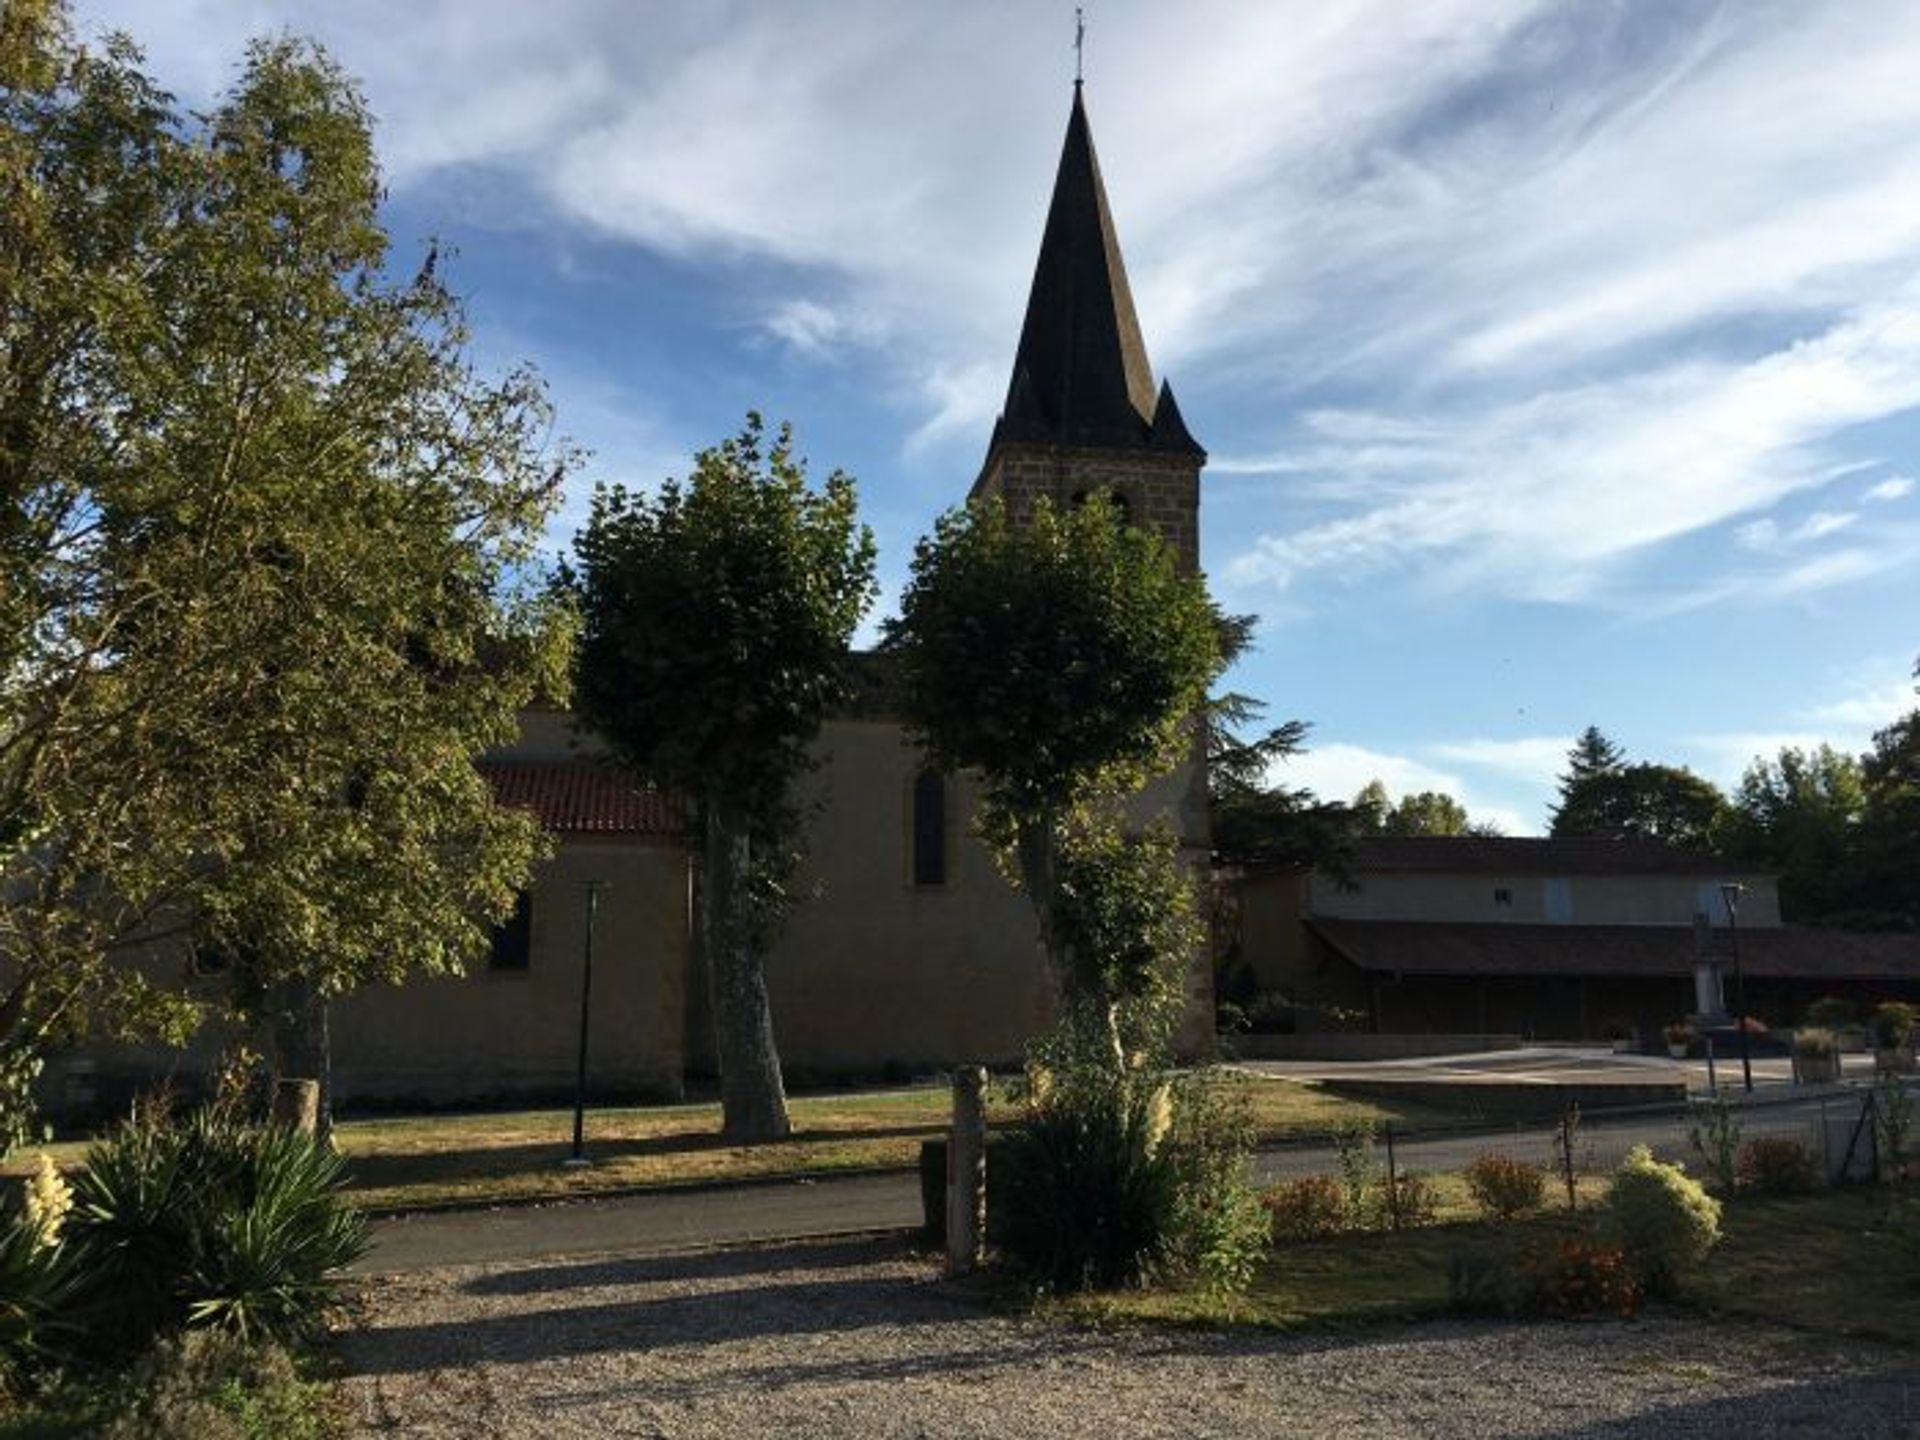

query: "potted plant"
left=1869, top=1002, right=1918, bottom=1075
left=1663, top=1021, right=1694, bottom=1059
left=1791, top=1026, right=1842, bottom=1084
left=1601, top=1018, right=1637, bottom=1054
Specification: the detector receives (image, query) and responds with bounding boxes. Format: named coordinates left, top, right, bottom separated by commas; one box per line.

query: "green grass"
left=1056, top=1181, right=1920, bottom=1348
left=5, top=1073, right=1454, bottom=1214
left=1690, top=1188, right=1920, bottom=1346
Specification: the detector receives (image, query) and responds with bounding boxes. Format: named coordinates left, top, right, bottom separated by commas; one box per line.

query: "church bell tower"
left=972, top=85, right=1205, bottom=572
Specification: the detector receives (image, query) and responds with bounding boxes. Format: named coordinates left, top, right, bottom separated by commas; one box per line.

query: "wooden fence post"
left=946, top=1066, right=988, bottom=1277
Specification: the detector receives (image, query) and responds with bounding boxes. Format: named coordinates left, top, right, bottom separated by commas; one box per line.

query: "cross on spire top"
left=1074, top=8, right=1085, bottom=88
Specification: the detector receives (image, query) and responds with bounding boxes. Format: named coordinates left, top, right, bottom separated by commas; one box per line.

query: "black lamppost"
left=565, top=881, right=606, bottom=1168
left=1720, top=882, right=1752, bottom=1094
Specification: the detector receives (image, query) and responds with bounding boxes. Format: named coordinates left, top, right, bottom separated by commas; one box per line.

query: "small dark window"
left=1493, top=887, right=1512, bottom=908
left=189, top=943, right=231, bottom=978
left=490, top=892, right=533, bottom=971
left=1070, top=487, right=1131, bottom=524
left=911, top=768, right=947, bottom=887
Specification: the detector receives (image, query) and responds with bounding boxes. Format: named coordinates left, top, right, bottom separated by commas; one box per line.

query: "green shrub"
left=1156, top=1080, right=1268, bottom=1294
left=1687, top=1094, right=1742, bottom=1193
left=993, top=1070, right=1266, bottom=1295
left=1875, top=1073, right=1916, bottom=1179
left=1331, top=1120, right=1379, bottom=1228
left=1870, top=1002, right=1917, bottom=1050
left=1379, top=1169, right=1438, bottom=1229
left=1446, top=1244, right=1517, bottom=1314
left=96, top=1330, right=337, bottom=1440
left=1464, top=1152, right=1546, bottom=1221
left=67, top=1106, right=367, bottom=1356
left=1736, top=1137, right=1819, bottom=1194
left=1793, top=1027, right=1839, bottom=1059
left=993, top=1078, right=1178, bottom=1292
left=1260, top=1176, right=1346, bottom=1241
left=1600, top=1145, right=1721, bottom=1296
left=0, top=1213, right=84, bottom=1397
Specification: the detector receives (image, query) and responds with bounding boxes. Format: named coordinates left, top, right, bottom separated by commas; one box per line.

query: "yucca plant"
left=992, top=1077, right=1179, bottom=1292
left=0, top=1213, right=85, bottom=1394
left=183, top=1125, right=366, bottom=1343
left=66, top=1106, right=367, bottom=1357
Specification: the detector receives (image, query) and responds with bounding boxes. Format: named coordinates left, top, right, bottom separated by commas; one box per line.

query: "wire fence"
left=1252, top=1079, right=1914, bottom=1225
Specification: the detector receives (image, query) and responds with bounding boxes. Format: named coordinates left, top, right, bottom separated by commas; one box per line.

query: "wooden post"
left=270, top=1079, right=319, bottom=1138
left=946, top=1066, right=988, bottom=1277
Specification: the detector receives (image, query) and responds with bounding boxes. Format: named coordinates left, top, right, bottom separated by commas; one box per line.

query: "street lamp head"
left=1719, top=881, right=1744, bottom=919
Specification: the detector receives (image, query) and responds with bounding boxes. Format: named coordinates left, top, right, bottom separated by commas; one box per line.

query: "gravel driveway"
left=338, top=1236, right=1917, bottom=1439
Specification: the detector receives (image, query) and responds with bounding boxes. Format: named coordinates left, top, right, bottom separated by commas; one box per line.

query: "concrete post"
left=945, top=1066, right=988, bottom=1277
left=270, top=1078, right=319, bottom=1138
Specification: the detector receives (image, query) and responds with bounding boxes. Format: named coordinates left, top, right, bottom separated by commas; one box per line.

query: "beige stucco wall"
left=1236, top=870, right=1310, bottom=995
left=1306, top=871, right=1782, bottom=928
left=764, top=716, right=1213, bottom=1073
left=765, top=721, right=1048, bottom=1072
left=331, top=835, right=689, bottom=1104
left=490, top=705, right=601, bottom=764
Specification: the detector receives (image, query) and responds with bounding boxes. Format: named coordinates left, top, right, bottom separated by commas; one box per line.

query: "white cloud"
left=762, top=299, right=878, bottom=361
left=1866, top=475, right=1915, bottom=503
left=1429, top=736, right=1572, bottom=783
left=1226, top=291, right=1920, bottom=603
left=1678, top=732, right=1832, bottom=788
left=1799, top=662, right=1917, bottom=730
left=67, top=0, right=1920, bottom=614
left=1271, top=742, right=1531, bottom=837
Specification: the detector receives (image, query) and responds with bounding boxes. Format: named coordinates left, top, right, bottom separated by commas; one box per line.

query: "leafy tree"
left=1550, top=726, right=1624, bottom=830
left=0, top=7, right=570, bottom=1146
left=1854, top=661, right=1920, bottom=929
left=1347, top=782, right=1494, bottom=837
left=569, top=416, right=875, bottom=1142
left=1044, top=819, right=1201, bottom=1064
left=1351, top=780, right=1392, bottom=831
left=885, top=494, right=1218, bottom=1065
left=1206, top=695, right=1359, bottom=871
left=1550, top=762, right=1725, bottom=848
left=1383, top=790, right=1472, bottom=837
left=1718, top=744, right=1865, bottom=921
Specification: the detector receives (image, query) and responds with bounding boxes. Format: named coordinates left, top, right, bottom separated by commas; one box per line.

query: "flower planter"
left=1794, top=1051, right=1841, bottom=1084
left=1874, top=1047, right=1916, bottom=1076
left=1667, top=1044, right=1690, bottom=1060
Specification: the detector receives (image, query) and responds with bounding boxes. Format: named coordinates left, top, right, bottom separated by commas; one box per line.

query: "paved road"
left=356, top=1173, right=922, bottom=1274
left=359, top=1082, right=1886, bottom=1274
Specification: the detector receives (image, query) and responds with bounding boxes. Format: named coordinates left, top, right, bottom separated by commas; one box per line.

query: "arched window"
left=489, top=891, right=533, bottom=971
left=911, top=768, right=947, bottom=887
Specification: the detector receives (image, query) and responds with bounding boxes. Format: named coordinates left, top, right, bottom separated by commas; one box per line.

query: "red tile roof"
left=1310, top=919, right=1920, bottom=982
left=481, top=763, right=684, bottom=837
left=1345, top=837, right=1764, bottom=878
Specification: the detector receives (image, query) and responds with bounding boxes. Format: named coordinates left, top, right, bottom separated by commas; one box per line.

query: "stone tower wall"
left=975, top=443, right=1202, bottom=574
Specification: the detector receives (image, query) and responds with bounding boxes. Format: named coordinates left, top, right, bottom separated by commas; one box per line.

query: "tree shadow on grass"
left=459, top=1236, right=934, bottom=1296
left=343, top=1124, right=943, bottom=1193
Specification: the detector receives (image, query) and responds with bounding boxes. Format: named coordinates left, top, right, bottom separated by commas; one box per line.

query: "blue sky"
left=77, top=0, right=1920, bottom=833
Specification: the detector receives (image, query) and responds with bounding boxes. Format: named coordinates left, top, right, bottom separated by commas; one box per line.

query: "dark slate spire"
left=991, top=89, right=1201, bottom=456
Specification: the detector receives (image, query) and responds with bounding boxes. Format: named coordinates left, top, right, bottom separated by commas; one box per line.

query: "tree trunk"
left=268, top=975, right=333, bottom=1148
left=1015, top=811, right=1127, bottom=1074
left=704, top=797, right=791, bottom=1143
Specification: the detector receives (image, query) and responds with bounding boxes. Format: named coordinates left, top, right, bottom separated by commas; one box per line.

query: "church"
left=307, top=85, right=1216, bottom=1106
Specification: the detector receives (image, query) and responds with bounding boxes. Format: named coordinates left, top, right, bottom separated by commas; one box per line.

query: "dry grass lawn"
left=5, top=1072, right=1450, bottom=1213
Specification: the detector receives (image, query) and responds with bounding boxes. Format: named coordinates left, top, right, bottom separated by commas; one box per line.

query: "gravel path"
left=338, top=1236, right=1918, bottom=1439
